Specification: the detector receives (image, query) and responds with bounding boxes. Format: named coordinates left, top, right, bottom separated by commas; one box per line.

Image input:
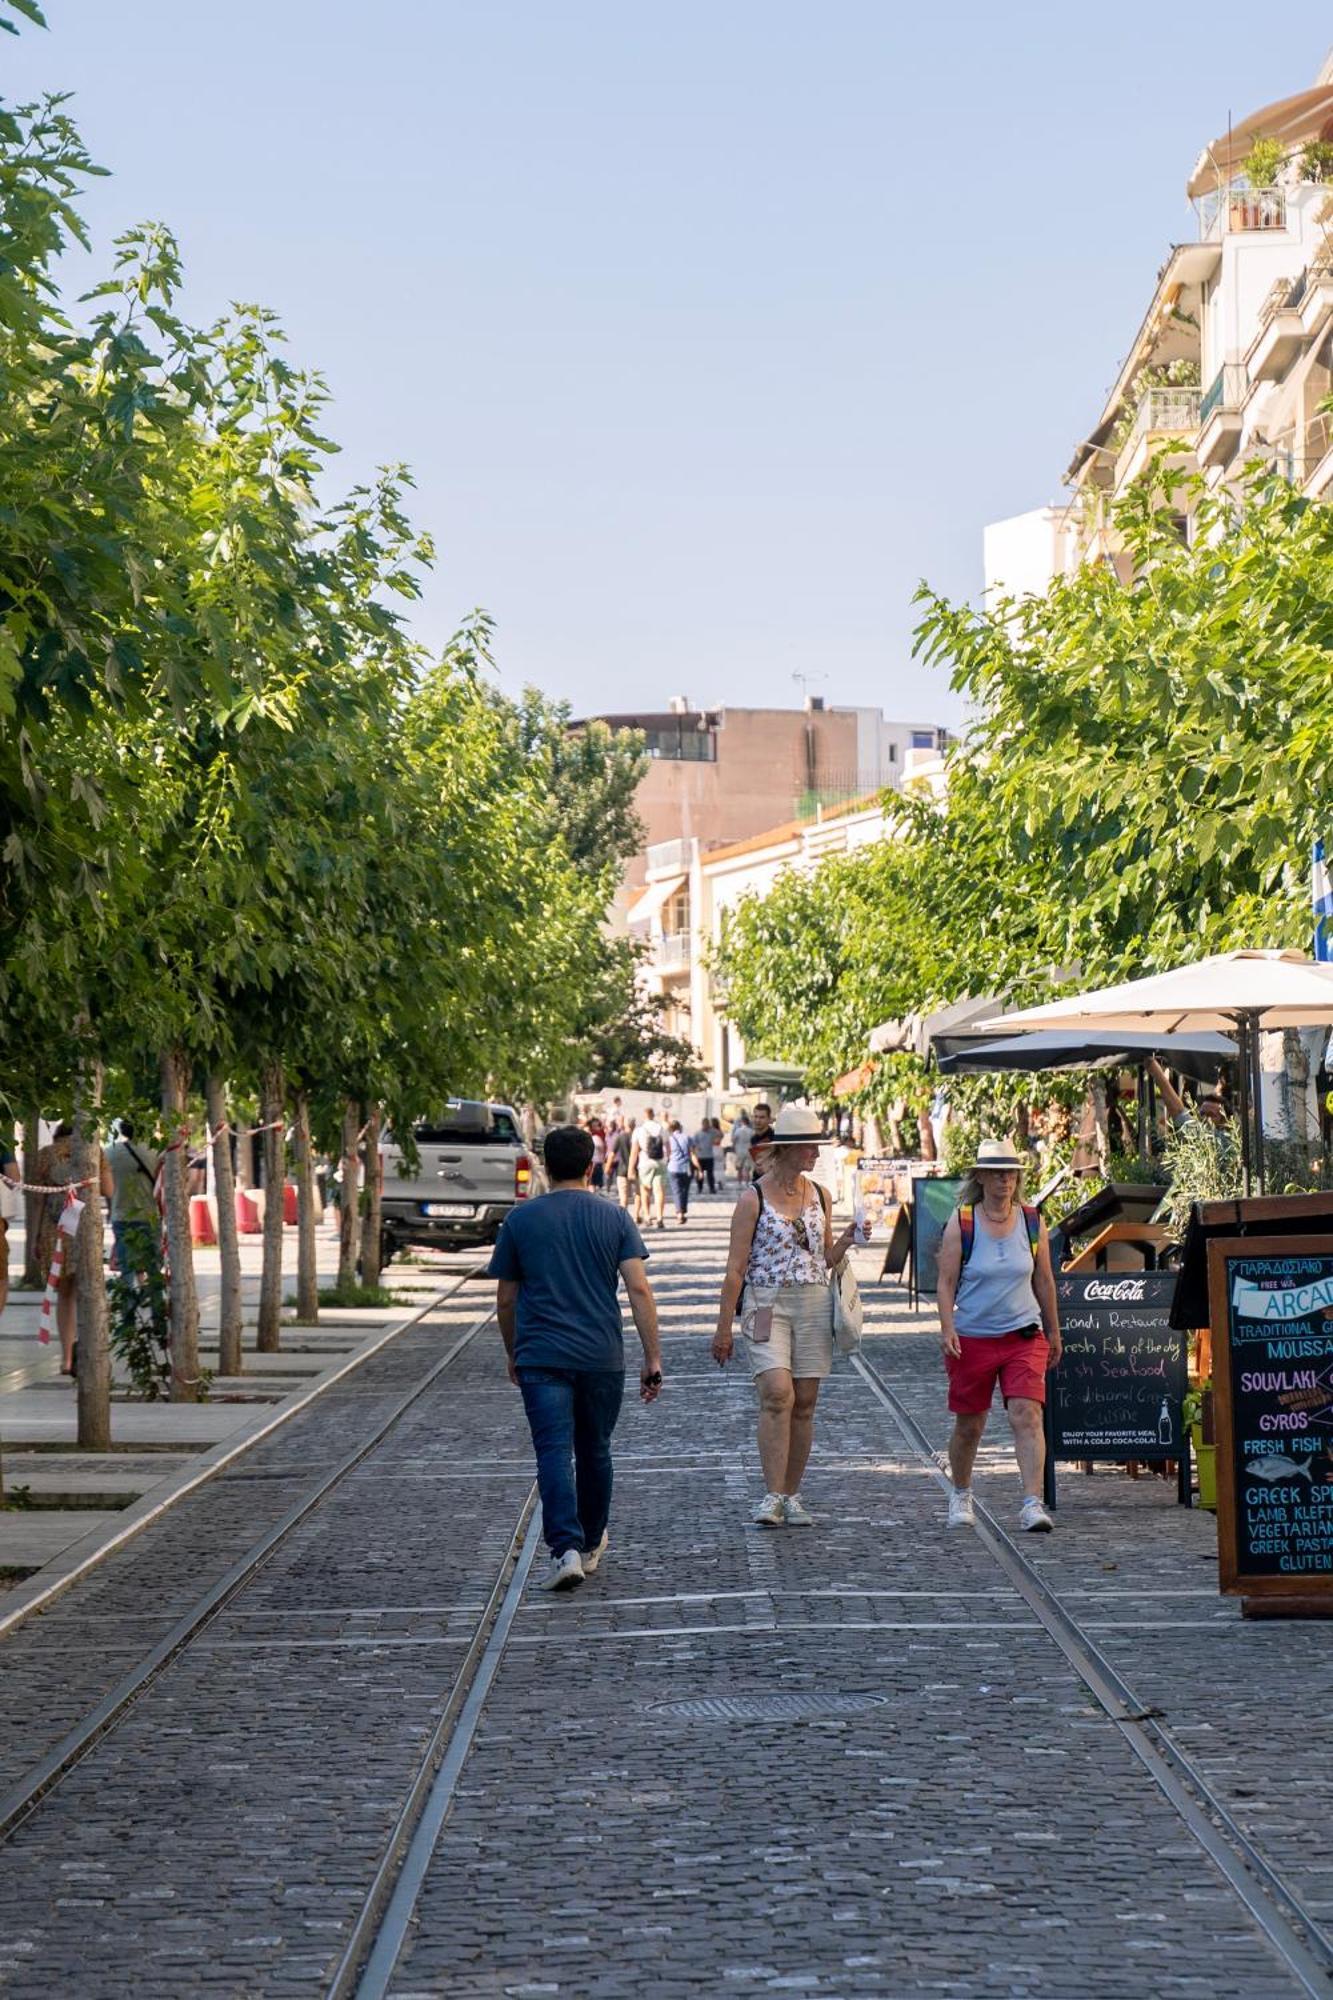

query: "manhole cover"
left=649, top=1693, right=887, bottom=1723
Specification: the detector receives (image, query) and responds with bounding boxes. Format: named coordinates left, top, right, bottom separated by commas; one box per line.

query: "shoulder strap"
left=1022, top=1204, right=1041, bottom=1261
left=814, top=1180, right=831, bottom=1220
left=126, top=1143, right=156, bottom=1189
left=754, top=1178, right=765, bottom=1212
left=959, top=1203, right=975, bottom=1266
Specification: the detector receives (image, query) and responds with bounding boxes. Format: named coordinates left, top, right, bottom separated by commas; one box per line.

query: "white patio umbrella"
left=972, top=950, right=1333, bottom=1192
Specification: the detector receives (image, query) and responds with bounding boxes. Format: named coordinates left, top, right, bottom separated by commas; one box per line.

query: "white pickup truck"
left=379, top=1100, right=541, bottom=1260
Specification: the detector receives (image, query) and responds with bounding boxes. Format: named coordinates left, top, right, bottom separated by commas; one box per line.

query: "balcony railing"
left=645, top=836, right=693, bottom=876
left=656, top=930, right=691, bottom=970
left=1201, top=185, right=1288, bottom=240
left=1200, top=362, right=1247, bottom=423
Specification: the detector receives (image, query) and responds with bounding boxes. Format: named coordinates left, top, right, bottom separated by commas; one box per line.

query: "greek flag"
left=1316, top=839, right=1333, bottom=963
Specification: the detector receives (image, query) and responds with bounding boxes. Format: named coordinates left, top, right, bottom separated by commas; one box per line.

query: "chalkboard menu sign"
left=1208, top=1234, right=1333, bottom=1607
left=1048, top=1274, right=1186, bottom=1461
left=909, top=1176, right=965, bottom=1301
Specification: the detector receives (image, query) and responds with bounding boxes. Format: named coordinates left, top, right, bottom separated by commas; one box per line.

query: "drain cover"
left=650, top=1693, right=887, bottom=1723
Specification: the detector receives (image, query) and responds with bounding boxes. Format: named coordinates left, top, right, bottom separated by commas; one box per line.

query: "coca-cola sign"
left=1083, top=1278, right=1148, bottom=1304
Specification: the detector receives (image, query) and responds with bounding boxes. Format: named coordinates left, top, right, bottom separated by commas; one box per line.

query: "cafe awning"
left=934, top=1027, right=1237, bottom=1081
left=1188, top=85, right=1333, bottom=198
left=625, top=874, right=686, bottom=925
left=732, top=1061, right=805, bottom=1095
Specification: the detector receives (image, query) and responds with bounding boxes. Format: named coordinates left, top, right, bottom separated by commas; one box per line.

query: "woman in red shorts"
left=934, top=1138, right=1062, bottom=1533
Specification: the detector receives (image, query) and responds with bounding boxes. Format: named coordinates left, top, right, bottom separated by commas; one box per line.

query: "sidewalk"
left=0, top=1210, right=473, bottom=1596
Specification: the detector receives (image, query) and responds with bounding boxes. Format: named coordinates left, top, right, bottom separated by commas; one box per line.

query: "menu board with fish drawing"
left=1208, top=1235, right=1333, bottom=1609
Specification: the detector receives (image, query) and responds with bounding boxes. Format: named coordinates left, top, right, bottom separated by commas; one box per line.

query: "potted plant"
left=1182, top=1379, right=1216, bottom=1511
left=1242, top=135, right=1287, bottom=188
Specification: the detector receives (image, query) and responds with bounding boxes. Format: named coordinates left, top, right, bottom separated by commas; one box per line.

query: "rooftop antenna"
left=792, top=669, right=827, bottom=703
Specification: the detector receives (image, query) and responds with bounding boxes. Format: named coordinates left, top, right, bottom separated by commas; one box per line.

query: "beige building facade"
left=627, top=748, right=948, bottom=1094
left=986, top=60, right=1333, bottom=600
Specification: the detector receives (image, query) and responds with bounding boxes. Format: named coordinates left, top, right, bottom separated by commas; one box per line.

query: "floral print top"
left=745, top=1177, right=829, bottom=1287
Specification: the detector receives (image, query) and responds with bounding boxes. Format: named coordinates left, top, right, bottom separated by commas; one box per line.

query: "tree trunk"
left=207, top=1073, right=243, bottom=1378
left=257, top=1062, right=286, bottom=1352
left=21, top=1109, right=42, bottom=1291
left=359, top=1105, right=382, bottom=1288
left=293, top=1090, right=319, bottom=1324
left=916, top=1107, right=937, bottom=1163
left=72, top=1090, right=112, bottom=1450
left=1089, top=1079, right=1111, bottom=1174
left=1015, top=1100, right=1030, bottom=1147
left=160, top=1047, right=201, bottom=1401
left=337, top=1098, right=360, bottom=1292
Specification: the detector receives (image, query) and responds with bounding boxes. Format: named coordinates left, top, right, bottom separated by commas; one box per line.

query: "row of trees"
left=0, top=7, right=684, bottom=1451
left=716, top=474, right=1333, bottom=1141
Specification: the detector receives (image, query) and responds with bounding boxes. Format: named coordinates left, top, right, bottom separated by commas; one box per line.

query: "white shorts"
left=639, top=1159, right=667, bottom=1188
left=741, top=1283, right=833, bottom=1380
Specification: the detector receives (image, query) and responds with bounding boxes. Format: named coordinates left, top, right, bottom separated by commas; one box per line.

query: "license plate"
left=422, top=1201, right=475, bottom=1219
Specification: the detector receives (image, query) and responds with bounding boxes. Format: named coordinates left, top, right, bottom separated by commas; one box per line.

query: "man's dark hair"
left=544, top=1124, right=594, bottom=1183
left=755, top=1102, right=771, bottom=1116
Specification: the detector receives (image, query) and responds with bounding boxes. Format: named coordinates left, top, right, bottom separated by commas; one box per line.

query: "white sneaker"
left=1019, top=1496, right=1054, bottom=1533
left=782, top=1493, right=816, bottom=1528
left=582, top=1530, right=609, bottom=1575
left=541, top=1549, right=586, bottom=1591
left=947, top=1487, right=975, bottom=1528
left=752, top=1491, right=786, bottom=1527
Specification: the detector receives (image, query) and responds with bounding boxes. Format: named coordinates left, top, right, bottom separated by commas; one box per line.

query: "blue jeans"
left=670, top=1170, right=691, bottom=1216
left=113, top=1219, right=158, bottom=1277
left=517, top=1366, right=625, bottom=1558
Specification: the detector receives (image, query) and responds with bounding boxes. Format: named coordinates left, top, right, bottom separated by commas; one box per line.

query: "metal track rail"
left=326, top=1495, right=545, bottom=2000
left=0, top=1270, right=493, bottom=1845
left=852, top=1350, right=1333, bottom=2000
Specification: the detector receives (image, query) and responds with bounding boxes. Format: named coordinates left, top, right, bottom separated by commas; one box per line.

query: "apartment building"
left=627, top=752, right=949, bottom=1092
left=576, top=697, right=951, bottom=899
left=987, top=60, right=1333, bottom=598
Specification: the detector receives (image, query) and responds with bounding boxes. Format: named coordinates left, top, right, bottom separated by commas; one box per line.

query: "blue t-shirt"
left=667, top=1130, right=692, bottom=1174
left=487, top=1191, right=648, bottom=1371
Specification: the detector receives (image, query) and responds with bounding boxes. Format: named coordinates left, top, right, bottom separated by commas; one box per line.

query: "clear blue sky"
left=7, top=4, right=1326, bottom=722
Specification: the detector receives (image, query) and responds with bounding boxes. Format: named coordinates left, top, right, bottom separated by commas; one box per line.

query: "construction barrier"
left=235, top=1188, right=261, bottom=1234
left=189, top=1196, right=217, bottom=1247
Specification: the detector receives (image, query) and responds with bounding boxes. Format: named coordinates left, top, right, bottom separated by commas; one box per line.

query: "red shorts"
left=946, top=1331, right=1049, bottom=1414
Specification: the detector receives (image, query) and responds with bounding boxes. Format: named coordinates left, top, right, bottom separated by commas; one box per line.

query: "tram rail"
left=0, top=1263, right=493, bottom=1847
left=852, top=1348, right=1333, bottom=2000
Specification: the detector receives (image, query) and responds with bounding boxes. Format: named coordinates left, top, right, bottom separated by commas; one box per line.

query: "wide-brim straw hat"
left=766, top=1104, right=838, bottom=1145
left=970, top=1137, right=1026, bottom=1173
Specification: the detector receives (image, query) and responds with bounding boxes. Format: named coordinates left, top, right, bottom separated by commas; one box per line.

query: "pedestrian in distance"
left=692, top=1118, right=716, bottom=1194
left=712, top=1105, right=864, bottom=1527
left=0, top=1138, right=20, bottom=1320
left=105, top=1118, right=161, bottom=1280
left=666, top=1118, right=699, bottom=1224
left=749, top=1101, right=777, bottom=1181
left=489, top=1123, right=663, bottom=1592
left=730, top=1109, right=753, bottom=1186
left=609, top=1117, right=634, bottom=1209
left=33, top=1123, right=112, bottom=1381
left=935, top=1138, right=1063, bottom=1534
left=630, top=1106, right=668, bottom=1231
left=588, top=1118, right=607, bottom=1193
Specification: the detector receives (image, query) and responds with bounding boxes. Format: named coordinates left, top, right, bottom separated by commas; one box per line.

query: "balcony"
left=1201, top=186, right=1288, bottom=241
left=1246, top=275, right=1306, bottom=383
left=644, top=837, right=694, bottom=878
left=1297, top=265, right=1333, bottom=341
left=1197, top=363, right=1247, bottom=466
left=654, top=930, right=691, bottom=974
left=1114, top=386, right=1202, bottom=489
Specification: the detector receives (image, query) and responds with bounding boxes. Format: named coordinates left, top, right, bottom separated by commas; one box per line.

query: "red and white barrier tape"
left=36, top=1189, right=85, bottom=1345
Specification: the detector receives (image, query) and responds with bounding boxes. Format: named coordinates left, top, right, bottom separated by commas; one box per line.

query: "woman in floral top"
left=712, top=1105, right=862, bottom=1528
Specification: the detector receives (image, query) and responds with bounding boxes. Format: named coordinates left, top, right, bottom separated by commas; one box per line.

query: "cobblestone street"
left=0, top=1203, right=1328, bottom=1998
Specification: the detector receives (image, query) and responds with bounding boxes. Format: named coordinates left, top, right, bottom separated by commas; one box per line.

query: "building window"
left=887, top=743, right=898, bottom=763
left=910, top=730, right=934, bottom=750
left=643, top=725, right=717, bottom=762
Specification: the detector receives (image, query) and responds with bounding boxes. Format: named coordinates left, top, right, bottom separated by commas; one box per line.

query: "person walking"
left=934, top=1138, right=1063, bottom=1534
left=489, top=1124, right=663, bottom=1591
left=692, top=1118, right=716, bottom=1195
left=588, top=1119, right=607, bottom=1193
left=712, top=1105, right=862, bottom=1527
left=0, top=1140, right=20, bottom=1321
left=609, top=1117, right=634, bottom=1209
left=749, top=1102, right=777, bottom=1180
left=33, top=1123, right=111, bottom=1381
left=666, top=1119, right=699, bottom=1225
left=730, top=1110, right=753, bottom=1186
left=105, top=1119, right=162, bottom=1279
left=630, top=1107, right=668, bottom=1231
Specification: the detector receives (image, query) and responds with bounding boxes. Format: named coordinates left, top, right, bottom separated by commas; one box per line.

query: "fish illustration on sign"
left=1245, top=1455, right=1314, bottom=1484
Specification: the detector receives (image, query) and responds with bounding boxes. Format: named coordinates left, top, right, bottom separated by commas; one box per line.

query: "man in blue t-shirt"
left=488, top=1124, right=662, bottom=1592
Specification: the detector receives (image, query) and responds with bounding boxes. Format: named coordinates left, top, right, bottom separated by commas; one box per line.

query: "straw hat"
left=767, top=1104, right=837, bottom=1145
left=970, top=1137, right=1025, bottom=1172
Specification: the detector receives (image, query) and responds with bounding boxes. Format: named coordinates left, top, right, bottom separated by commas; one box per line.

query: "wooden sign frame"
left=1207, top=1232, right=1333, bottom=1614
